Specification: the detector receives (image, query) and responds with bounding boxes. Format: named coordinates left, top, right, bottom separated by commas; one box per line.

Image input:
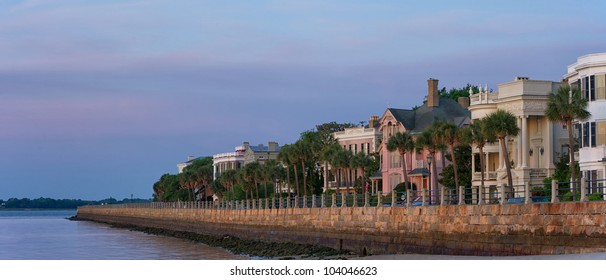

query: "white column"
left=471, top=153, right=476, bottom=180
left=498, top=144, right=504, bottom=171
left=486, top=152, right=490, bottom=175
left=517, top=117, right=523, bottom=168
left=521, top=116, right=528, bottom=168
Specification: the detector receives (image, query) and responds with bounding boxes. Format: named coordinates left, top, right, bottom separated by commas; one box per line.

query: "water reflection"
left=0, top=210, right=249, bottom=260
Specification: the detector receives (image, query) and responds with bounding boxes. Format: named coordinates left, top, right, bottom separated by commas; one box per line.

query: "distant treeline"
left=0, top=197, right=152, bottom=209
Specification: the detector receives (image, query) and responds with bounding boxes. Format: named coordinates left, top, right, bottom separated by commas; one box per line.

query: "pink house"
left=378, top=79, right=470, bottom=200
left=331, top=116, right=382, bottom=192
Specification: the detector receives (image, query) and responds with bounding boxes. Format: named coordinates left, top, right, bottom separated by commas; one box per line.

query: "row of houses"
left=178, top=52, right=606, bottom=197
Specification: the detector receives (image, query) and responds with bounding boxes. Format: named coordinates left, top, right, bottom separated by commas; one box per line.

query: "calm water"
left=0, top=210, right=249, bottom=260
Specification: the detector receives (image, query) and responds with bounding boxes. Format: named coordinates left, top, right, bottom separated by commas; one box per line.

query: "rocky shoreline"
left=69, top=216, right=355, bottom=259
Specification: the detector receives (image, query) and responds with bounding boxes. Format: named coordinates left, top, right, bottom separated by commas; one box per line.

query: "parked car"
left=507, top=197, right=524, bottom=204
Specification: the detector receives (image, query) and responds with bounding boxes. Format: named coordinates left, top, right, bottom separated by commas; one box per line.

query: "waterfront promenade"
left=78, top=180, right=606, bottom=258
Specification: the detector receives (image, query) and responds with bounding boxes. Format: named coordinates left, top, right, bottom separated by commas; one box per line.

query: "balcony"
left=473, top=171, right=497, bottom=181
left=469, top=92, right=497, bottom=106
left=579, top=146, right=606, bottom=163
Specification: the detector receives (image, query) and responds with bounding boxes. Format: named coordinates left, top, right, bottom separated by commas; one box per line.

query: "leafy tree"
left=386, top=131, right=415, bottom=191
left=243, top=161, right=262, bottom=199
left=352, top=152, right=374, bottom=193
left=439, top=145, right=472, bottom=189
left=321, top=142, right=342, bottom=192
left=315, top=122, right=356, bottom=134
left=416, top=124, right=443, bottom=199
left=438, top=83, right=481, bottom=101
left=435, top=121, right=464, bottom=188
left=277, top=144, right=296, bottom=195
left=461, top=119, right=494, bottom=192
left=483, top=110, right=520, bottom=186
left=218, top=169, right=238, bottom=200
left=181, top=157, right=214, bottom=201
left=545, top=84, right=590, bottom=187
left=153, top=173, right=185, bottom=202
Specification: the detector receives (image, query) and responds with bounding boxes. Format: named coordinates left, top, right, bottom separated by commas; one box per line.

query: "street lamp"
left=427, top=154, right=433, bottom=205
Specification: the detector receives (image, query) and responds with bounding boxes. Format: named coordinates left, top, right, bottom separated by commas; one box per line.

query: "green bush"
left=394, top=182, right=416, bottom=193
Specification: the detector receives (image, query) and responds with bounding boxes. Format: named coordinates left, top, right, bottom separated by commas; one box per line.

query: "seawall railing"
left=81, top=179, right=606, bottom=210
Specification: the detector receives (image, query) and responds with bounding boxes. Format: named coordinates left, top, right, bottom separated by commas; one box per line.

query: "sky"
left=1, top=0, right=605, bottom=200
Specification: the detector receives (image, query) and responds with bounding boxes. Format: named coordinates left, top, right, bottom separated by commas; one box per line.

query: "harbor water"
left=0, top=210, right=249, bottom=260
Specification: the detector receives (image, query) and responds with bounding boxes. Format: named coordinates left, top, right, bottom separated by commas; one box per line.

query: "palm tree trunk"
left=302, top=160, right=307, bottom=197
left=450, top=144, right=459, bottom=190
left=255, top=180, right=260, bottom=200
left=567, top=119, right=576, bottom=197
left=401, top=151, right=409, bottom=190
left=345, top=167, right=351, bottom=194
left=361, top=166, right=366, bottom=193
left=293, top=164, right=300, bottom=196
left=286, top=166, right=291, bottom=195
left=500, top=138, right=513, bottom=187
left=430, top=151, right=437, bottom=205
left=336, top=169, right=341, bottom=193
left=323, top=162, right=329, bottom=193
left=479, top=146, right=486, bottom=189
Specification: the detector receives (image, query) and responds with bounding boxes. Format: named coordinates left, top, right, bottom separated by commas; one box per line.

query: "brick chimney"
left=458, top=97, right=470, bottom=108
left=427, top=78, right=439, bottom=107
left=368, top=116, right=379, bottom=128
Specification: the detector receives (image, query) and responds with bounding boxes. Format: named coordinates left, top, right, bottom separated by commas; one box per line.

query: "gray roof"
left=408, top=168, right=429, bottom=176
left=388, top=98, right=470, bottom=133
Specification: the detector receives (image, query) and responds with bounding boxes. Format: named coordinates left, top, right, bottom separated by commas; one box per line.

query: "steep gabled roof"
left=383, top=98, right=470, bottom=133
left=386, top=108, right=416, bottom=130
left=411, top=98, right=470, bottom=133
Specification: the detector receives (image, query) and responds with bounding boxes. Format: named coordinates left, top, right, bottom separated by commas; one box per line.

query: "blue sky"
left=1, top=0, right=605, bottom=200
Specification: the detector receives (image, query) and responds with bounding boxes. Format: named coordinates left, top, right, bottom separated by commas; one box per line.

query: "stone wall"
left=76, top=202, right=606, bottom=256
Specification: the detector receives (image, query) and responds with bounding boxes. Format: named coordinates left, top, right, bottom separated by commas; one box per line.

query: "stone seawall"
left=76, top=202, right=606, bottom=256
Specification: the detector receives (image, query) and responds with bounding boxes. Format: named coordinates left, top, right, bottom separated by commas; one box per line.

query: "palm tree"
left=315, top=132, right=338, bottom=193
left=293, top=138, right=312, bottom=197
left=321, top=143, right=342, bottom=192
left=339, top=149, right=354, bottom=193
left=329, top=147, right=350, bottom=193
left=416, top=125, right=442, bottom=203
left=353, top=151, right=374, bottom=193
left=545, top=84, right=590, bottom=186
left=178, top=170, right=197, bottom=201
left=243, top=162, right=262, bottom=199
left=262, top=159, right=281, bottom=198
left=483, top=110, right=520, bottom=187
left=463, top=119, right=494, bottom=192
left=386, top=131, right=415, bottom=191
left=277, top=144, right=295, bottom=195
left=219, top=169, right=237, bottom=200
left=435, top=121, right=462, bottom=189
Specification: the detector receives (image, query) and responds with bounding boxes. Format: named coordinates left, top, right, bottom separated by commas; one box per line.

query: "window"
left=597, top=74, right=606, bottom=100
left=591, top=122, right=596, bottom=147
left=390, top=154, right=401, bottom=168
left=582, top=75, right=598, bottom=101
left=583, top=122, right=589, bottom=147
left=598, top=121, right=606, bottom=146
left=582, top=77, right=588, bottom=99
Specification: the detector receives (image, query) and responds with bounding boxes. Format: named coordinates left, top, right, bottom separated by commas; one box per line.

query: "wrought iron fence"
left=82, top=179, right=606, bottom=210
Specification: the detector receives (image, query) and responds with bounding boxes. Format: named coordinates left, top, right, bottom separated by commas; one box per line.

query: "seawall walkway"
left=77, top=194, right=606, bottom=256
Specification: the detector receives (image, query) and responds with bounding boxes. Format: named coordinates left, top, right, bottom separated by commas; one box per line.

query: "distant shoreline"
left=0, top=208, right=77, bottom=211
